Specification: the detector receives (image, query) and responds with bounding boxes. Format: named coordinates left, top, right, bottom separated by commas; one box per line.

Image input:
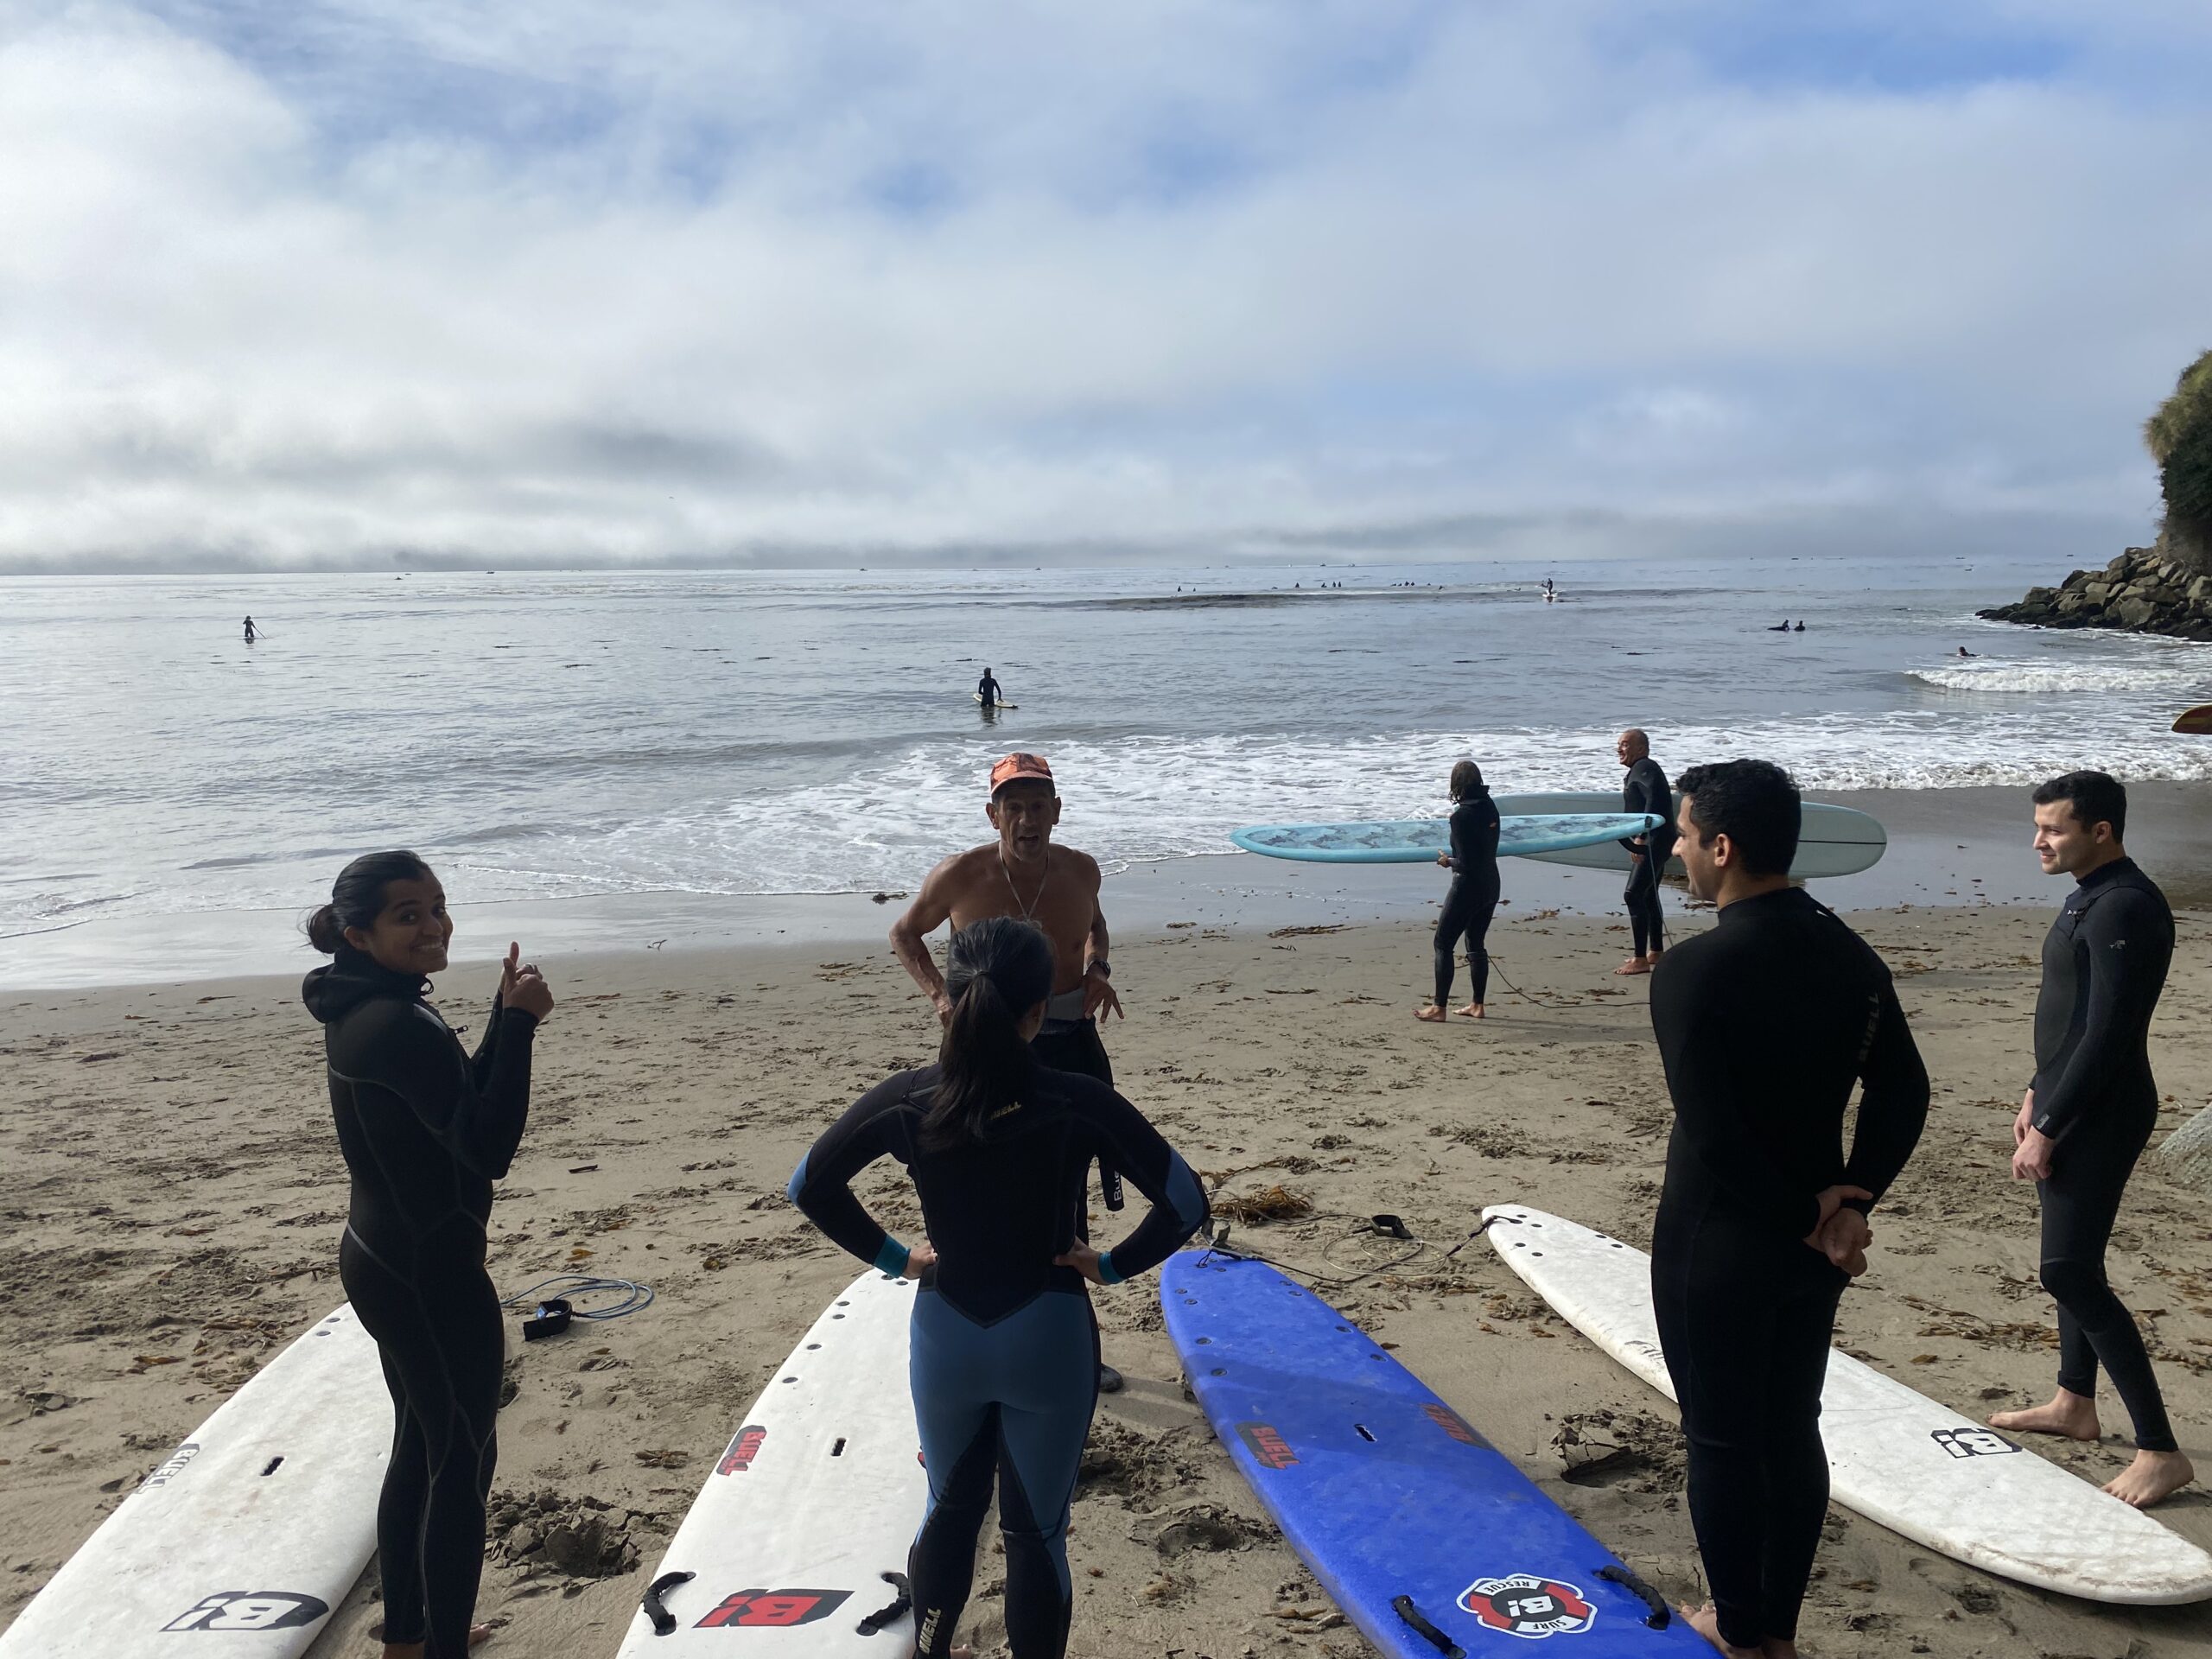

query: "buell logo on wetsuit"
left=1235, top=1422, right=1300, bottom=1470
left=1932, top=1427, right=2022, bottom=1459
left=163, top=1592, right=330, bottom=1631
left=715, top=1424, right=768, bottom=1475
left=693, top=1588, right=851, bottom=1628
left=1458, top=1574, right=1595, bottom=1638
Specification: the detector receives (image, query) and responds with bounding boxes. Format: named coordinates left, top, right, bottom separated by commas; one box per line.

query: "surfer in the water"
left=1416, top=759, right=1500, bottom=1022
left=791, top=918, right=1206, bottom=1659
left=243, top=615, right=257, bottom=642
left=1987, top=771, right=2194, bottom=1507
left=976, top=667, right=1002, bottom=709
left=1614, top=728, right=1675, bottom=976
left=891, top=752, right=1129, bottom=1390
left=302, top=851, right=552, bottom=1659
left=1649, top=760, right=1929, bottom=1657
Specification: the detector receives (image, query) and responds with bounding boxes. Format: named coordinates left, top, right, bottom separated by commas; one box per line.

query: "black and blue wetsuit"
left=788, top=1060, right=1205, bottom=1659
left=1433, top=790, right=1501, bottom=1007
left=1621, top=755, right=1676, bottom=956
left=303, top=950, right=537, bottom=1659
left=2029, top=857, right=2177, bottom=1451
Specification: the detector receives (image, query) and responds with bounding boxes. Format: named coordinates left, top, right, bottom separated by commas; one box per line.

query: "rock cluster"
left=487, top=1488, right=652, bottom=1579
left=1979, top=546, right=2212, bottom=640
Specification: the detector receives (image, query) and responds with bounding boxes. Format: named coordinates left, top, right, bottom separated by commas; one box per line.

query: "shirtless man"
left=890, top=751, right=1128, bottom=1389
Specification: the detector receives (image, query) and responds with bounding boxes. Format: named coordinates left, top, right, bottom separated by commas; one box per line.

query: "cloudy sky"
left=5, top=1, right=2210, bottom=569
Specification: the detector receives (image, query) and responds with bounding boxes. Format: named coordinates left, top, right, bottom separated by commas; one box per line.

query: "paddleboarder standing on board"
left=1987, top=770, right=2193, bottom=1508
left=243, top=615, right=257, bottom=642
left=890, top=751, right=1130, bottom=1391
left=1649, top=760, right=1929, bottom=1657
left=1614, top=728, right=1675, bottom=976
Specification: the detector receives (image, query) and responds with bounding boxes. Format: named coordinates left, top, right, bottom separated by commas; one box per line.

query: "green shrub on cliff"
left=2145, top=348, right=2212, bottom=569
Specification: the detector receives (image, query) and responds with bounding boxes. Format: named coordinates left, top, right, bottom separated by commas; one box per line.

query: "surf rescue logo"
left=694, top=1588, right=851, bottom=1628
left=1458, top=1574, right=1595, bottom=1639
left=162, top=1592, right=330, bottom=1632
left=1932, top=1427, right=2021, bottom=1459
left=1234, top=1422, right=1300, bottom=1471
left=715, top=1424, right=768, bottom=1475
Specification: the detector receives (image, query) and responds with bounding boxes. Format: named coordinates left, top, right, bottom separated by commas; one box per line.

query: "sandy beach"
left=4, top=899, right=2212, bottom=1657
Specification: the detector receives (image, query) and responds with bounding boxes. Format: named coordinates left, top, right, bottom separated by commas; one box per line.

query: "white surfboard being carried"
left=1483, top=1205, right=2212, bottom=1605
left=0, top=1305, right=391, bottom=1659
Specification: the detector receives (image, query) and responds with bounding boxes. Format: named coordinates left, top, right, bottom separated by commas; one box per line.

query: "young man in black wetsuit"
left=1649, top=760, right=1929, bottom=1658
left=1987, top=771, right=2193, bottom=1508
left=1614, top=728, right=1675, bottom=976
left=977, top=667, right=1002, bottom=709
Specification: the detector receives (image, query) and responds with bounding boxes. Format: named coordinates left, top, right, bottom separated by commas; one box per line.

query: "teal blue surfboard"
left=1230, top=811, right=1662, bottom=864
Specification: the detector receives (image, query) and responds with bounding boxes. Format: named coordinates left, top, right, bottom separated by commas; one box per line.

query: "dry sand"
left=5, top=901, right=2212, bottom=1658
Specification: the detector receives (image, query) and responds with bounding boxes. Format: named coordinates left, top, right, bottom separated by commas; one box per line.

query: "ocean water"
left=6, top=553, right=2212, bottom=944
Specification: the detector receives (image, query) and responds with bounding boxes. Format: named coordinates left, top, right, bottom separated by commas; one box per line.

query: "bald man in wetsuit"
left=890, top=750, right=1128, bottom=1389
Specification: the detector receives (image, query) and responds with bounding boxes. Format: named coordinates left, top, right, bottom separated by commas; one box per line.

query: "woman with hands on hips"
left=787, top=918, right=1207, bottom=1659
left=302, top=851, right=553, bottom=1659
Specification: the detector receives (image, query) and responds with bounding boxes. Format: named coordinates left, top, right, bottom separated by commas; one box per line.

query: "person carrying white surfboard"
left=789, top=918, right=1207, bottom=1659
left=1989, top=771, right=2194, bottom=1510
left=890, top=751, right=1128, bottom=1391
left=1614, top=728, right=1675, bottom=976
left=302, top=851, right=555, bottom=1659
left=1647, top=760, right=1930, bottom=1658
left=976, top=667, right=1003, bottom=709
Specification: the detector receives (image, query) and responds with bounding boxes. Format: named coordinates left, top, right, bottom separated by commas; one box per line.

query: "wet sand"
left=5, top=904, right=2212, bottom=1656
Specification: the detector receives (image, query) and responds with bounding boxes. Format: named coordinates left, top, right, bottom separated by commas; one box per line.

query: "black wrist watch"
left=1088, top=959, right=1111, bottom=980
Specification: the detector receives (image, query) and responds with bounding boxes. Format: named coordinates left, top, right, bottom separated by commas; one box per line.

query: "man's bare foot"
left=378, top=1624, right=493, bottom=1656
left=1677, top=1602, right=1760, bottom=1656
left=2105, top=1447, right=2195, bottom=1508
left=1989, top=1388, right=2101, bottom=1441
left=1414, top=1004, right=1448, bottom=1022
left=1455, top=1002, right=1484, bottom=1019
left=1614, top=956, right=1653, bottom=976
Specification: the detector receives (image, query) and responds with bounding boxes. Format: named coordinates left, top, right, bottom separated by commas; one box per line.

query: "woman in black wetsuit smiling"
left=302, top=851, right=552, bottom=1659
left=1417, top=759, right=1501, bottom=1023
left=789, top=918, right=1205, bottom=1659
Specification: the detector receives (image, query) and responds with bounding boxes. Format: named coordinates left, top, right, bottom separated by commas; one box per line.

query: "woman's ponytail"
left=921, top=917, right=1056, bottom=1149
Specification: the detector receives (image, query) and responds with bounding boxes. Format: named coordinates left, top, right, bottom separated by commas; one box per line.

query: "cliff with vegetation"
left=1981, top=349, right=2212, bottom=638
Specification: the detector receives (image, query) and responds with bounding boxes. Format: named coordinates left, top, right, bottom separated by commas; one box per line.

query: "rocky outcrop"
left=1979, top=546, right=2212, bottom=641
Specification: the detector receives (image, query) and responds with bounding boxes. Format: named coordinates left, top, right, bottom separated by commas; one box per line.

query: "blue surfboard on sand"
left=1162, top=1249, right=1707, bottom=1656
left=1230, top=811, right=1662, bottom=864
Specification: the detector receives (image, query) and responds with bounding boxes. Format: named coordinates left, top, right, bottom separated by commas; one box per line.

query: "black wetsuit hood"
left=303, top=946, right=429, bottom=1025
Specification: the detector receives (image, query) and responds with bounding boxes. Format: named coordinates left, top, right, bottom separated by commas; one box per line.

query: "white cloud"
left=1, top=1, right=2207, bottom=567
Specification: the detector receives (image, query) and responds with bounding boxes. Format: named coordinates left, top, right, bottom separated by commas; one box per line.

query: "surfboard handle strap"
left=855, top=1570, right=912, bottom=1636
left=1389, top=1594, right=1465, bottom=1658
left=1595, top=1563, right=1671, bottom=1628
left=641, top=1569, right=695, bottom=1635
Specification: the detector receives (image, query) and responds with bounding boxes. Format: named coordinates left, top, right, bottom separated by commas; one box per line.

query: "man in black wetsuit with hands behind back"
left=1987, top=770, right=2192, bottom=1508
left=1649, top=759, right=1929, bottom=1657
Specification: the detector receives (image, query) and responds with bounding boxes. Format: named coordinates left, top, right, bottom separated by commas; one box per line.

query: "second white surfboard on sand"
left=1484, top=1205, right=2212, bottom=1605
left=616, top=1269, right=925, bottom=1655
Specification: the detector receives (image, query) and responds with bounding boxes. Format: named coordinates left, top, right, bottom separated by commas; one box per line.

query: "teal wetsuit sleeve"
left=787, top=1076, right=914, bottom=1271
left=343, top=998, right=537, bottom=1181
left=1840, top=972, right=1929, bottom=1211
left=1075, top=1085, right=1208, bottom=1283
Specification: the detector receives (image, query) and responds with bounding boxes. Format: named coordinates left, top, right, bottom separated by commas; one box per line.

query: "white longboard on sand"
left=616, top=1268, right=925, bottom=1655
left=0, top=1305, right=391, bottom=1658
left=1483, top=1206, right=2212, bottom=1604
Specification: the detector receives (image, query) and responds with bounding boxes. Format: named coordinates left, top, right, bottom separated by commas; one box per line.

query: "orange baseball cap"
left=989, top=752, right=1055, bottom=795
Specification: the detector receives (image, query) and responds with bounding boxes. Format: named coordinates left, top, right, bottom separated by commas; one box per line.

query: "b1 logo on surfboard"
left=1932, top=1427, right=2021, bottom=1459
left=694, top=1588, right=851, bottom=1628
left=162, top=1592, right=330, bottom=1631
left=1459, top=1574, right=1595, bottom=1639
left=716, top=1424, right=768, bottom=1474
left=1235, top=1421, right=1300, bottom=1471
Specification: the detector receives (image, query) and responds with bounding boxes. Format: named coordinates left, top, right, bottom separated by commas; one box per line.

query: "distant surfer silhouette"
left=1794, top=620, right=1806, bottom=632
left=976, top=667, right=1002, bottom=709
left=1958, top=646, right=1977, bottom=658
left=243, top=616, right=257, bottom=643
left=1768, top=620, right=1790, bottom=632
